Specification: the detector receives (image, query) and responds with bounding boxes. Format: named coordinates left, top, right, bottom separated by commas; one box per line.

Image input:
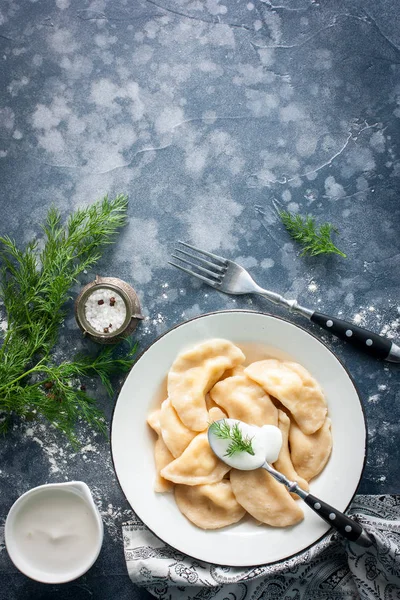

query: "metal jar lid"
left=74, top=275, right=143, bottom=344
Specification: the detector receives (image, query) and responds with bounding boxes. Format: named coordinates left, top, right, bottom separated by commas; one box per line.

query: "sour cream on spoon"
left=208, top=419, right=282, bottom=470
left=207, top=419, right=372, bottom=548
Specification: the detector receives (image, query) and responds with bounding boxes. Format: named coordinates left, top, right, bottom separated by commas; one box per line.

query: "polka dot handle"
left=310, top=311, right=393, bottom=359
left=303, top=493, right=373, bottom=546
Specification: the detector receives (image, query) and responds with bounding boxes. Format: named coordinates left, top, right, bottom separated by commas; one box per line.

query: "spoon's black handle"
left=310, top=311, right=394, bottom=360
left=303, top=493, right=372, bottom=547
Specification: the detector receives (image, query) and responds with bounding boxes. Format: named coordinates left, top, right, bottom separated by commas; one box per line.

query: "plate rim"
left=110, top=309, right=368, bottom=567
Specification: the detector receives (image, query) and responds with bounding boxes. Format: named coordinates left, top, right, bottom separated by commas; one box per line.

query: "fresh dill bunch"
left=0, top=194, right=136, bottom=444
left=279, top=210, right=347, bottom=258
left=209, top=420, right=255, bottom=457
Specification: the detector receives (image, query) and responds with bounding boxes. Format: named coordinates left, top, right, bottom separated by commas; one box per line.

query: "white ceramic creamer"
left=5, top=481, right=103, bottom=583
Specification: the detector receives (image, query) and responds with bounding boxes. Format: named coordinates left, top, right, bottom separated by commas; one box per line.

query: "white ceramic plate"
left=111, top=311, right=366, bottom=567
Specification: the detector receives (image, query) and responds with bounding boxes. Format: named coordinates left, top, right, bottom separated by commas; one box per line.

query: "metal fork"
left=169, top=241, right=400, bottom=363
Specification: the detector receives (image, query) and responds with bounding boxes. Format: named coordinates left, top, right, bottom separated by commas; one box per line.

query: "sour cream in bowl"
left=5, top=481, right=103, bottom=584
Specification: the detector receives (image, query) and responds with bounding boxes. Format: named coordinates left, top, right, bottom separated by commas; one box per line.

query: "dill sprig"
left=0, top=195, right=136, bottom=444
left=279, top=210, right=346, bottom=258
left=209, top=419, right=255, bottom=458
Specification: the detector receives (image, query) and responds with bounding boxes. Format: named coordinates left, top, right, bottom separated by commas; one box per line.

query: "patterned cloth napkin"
left=123, top=495, right=400, bottom=600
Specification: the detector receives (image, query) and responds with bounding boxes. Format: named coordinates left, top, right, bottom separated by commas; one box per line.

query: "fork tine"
left=171, top=254, right=222, bottom=280
left=178, top=241, right=228, bottom=266
left=168, top=261, right=219, bottom=288
left=174, top=248, right=226, bottom=274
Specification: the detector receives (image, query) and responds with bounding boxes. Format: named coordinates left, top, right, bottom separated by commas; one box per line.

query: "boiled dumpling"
left=210, top=374, right=278, bottom=427
left=208, top=406, right=227, bottom=423
left=168, top=339, right=245, bottom=431
left=161, top=432, right=230, bottom=485
left=205, top=392, right=219, bottom=411
left=147, top=410, right=174, bottom=492
left=274, top=410, right=308, bottom=497
left=154, top=437, right=174, bottom=492
left=175, top=481, right=245, bottom=529
left=230, top=468, right=304, bottom=527
left=147, top=409, right=161, bottom=435
left=289, top=417, right=332, bottom=481
left=219, top=365, right=245, bottom=380
left=245, top=359, right=326, bottom=434
left=160, top=399, right=197, bottom=458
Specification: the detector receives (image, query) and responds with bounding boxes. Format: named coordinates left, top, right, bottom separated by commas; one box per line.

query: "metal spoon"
left=208, top=421, right=372, bottom=547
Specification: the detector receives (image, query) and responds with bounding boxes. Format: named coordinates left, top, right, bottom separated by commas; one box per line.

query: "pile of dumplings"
left=147, top=339, right=332, bottom=530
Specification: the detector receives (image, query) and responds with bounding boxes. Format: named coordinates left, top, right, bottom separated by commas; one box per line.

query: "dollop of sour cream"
left=208, top=419, right=283, bottom=470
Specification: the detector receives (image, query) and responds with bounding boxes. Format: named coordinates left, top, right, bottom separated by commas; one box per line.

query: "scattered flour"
left=236, top=255, right=258, bottom=269
left=260, top=258, right=274, bottom=269
left=91, top=493, right=133, bottom=543
left=22, top=421, right=104, bottom=476
left=181, top=303, right=201, bottom=320
left=151, top=313, right=165, bottom=326
left=380, top=318, right=400, bottom=340
left=308, top=281, right=318, bottom=293
left=368, top=394, right=380, bottom=404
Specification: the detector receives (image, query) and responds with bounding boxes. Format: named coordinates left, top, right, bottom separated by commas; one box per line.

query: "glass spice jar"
left=75, top=275, right=143, bottom=344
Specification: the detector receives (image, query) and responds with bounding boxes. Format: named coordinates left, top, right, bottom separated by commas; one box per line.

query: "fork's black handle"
left=310, top=311, right=398, bottom=361
left=302, top=492, right=373, bottom=547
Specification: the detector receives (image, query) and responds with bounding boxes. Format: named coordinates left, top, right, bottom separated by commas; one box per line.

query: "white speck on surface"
left=236, top=256, right=258, bottom=269
left=287, top=202, right=299, bottom=213
left=378, top=384, right=387, bottom=391
left=345, top=293, right=354, bottom=307
left=95, top=498, right=132, bottom=543
left=369, top=130, right=385, bottom=153
left=181, top=303, right=201, bottom=320
left=49, top=28, right=80, bottom=54
left=308, top=282, right=318, bottom=293
left=353, top=312, right=366, bottom=325
left=280, top=103, right=305, bottom=123
left=380, top=318, right=400, bottom=340
left=260, top=258, right=274, bottom=269
left=155, top=106, right=184, bottom=135
left=206, top=0, right=227, bottom=16
left=179, top=189, right=243, bottom=251
left=369, top=394, right=380, bottom=404
left=118, top=218, right=168, bottom=285
left=80, top=444, right=99, bottom=455
left=341, top=147, right=376, bottom=178
left=324, top=176, right=346, bottom=199
left=296, top=134, right=318, bottom=158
